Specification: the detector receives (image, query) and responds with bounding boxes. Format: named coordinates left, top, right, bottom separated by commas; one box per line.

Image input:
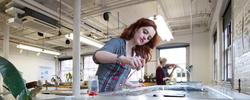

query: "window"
left=83, top=55, right=98, bottom=81
left=223, top=23, right=233, bottom=81
left=160, top=47, right=187, bottom=82
left=60, top=59, right=73, bottom=82
left=213, top=32, right=218, bottom=81
left=222, top=1, right=232, bottom=81
left=59, top=55, right=98, bottom=82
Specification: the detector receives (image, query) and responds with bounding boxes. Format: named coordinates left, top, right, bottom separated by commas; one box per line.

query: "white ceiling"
left=0, top=0, right=217, bottom=52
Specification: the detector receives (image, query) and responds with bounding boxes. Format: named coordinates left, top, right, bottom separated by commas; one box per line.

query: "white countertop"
left=35, top=85, right=250, bottom=100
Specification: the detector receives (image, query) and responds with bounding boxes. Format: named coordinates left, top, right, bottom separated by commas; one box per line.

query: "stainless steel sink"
left=99, top=84, right=231, bottom=99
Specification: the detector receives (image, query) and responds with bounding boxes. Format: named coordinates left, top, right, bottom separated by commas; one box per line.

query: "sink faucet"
left=238, top=79, right=241, bottom=93
left=176, top=65, right=192, bottom=82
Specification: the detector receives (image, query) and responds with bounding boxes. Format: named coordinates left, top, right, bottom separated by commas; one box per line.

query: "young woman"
left=93, top=18, right=160, bottom=92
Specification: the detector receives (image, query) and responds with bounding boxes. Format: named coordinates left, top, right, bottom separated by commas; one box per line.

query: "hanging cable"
left=190, top=0, right=193, bottom=34
left=190, top=0, right=193, bottom=64
left=58, top=0, right=62, bottom=36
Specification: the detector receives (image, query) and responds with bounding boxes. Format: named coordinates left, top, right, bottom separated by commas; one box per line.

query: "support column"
left=2, top=22, right=10, bottom=59
left=72, top=0, right=81, bottom=97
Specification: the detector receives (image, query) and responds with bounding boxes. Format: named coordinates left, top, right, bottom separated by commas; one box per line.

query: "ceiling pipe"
left=169, top=21, right=207, bottom=27
left=56, top=0, right=73, bottom=10
left=167, top=13, right=210, bottom=22
left=172, top=27, right=209, bottom=35
left=9, top=33, right=66, bottom=48
left=9, top=35, right=62, bottom=51
left=1, top=37, right=62, bottom=53
left=81, top=0, right=153, bottom=17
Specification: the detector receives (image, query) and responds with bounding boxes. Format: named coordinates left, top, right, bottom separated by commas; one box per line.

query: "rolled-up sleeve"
left=93, top=38, right=120, bottom=64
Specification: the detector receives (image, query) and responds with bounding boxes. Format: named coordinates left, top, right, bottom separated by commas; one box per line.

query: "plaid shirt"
left=93, top=38, right=131, bottom=92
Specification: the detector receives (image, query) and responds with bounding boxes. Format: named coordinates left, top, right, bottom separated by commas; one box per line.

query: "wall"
left=232, top=0, right=250, bottom=94
left=0, top=41, right=56, bottom=83
left=209, top=0, right=250, bottom=95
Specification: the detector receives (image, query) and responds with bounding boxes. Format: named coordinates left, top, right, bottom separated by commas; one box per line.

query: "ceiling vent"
left=19, top=8, right=72, bottom=35
left=5, top=6, right=72, bottom=35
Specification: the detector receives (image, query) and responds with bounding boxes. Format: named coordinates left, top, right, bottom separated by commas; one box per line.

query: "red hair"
left=120, top=18, right=160, bottom=62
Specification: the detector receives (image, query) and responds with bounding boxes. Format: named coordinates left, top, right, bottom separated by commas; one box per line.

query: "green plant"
left=0, top=56, right=32, bottom=100
left=66, top=72, right=72, bottom=83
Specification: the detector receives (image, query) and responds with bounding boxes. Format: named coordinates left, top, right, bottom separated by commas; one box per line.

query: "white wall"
left=0, top=41, right=56, bottom=83
left=190, top=32, right=211, bottom=84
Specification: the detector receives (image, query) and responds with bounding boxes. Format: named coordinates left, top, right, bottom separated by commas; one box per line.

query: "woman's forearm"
left=95, top=51, right=144, bottom=70
left=94, top=51, right=118, bottom=64
left=125, top=81, right=143, bottom=88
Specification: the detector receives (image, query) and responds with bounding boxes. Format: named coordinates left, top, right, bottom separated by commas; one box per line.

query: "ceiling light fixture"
left=65, top=33, right=104, bottom=48
left=149, top=15, right=174, bottom=41
left=16, top=44, right=61, bottom=55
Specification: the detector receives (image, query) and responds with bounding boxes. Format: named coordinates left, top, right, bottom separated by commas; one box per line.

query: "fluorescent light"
left=65, top=33, right=104, bottom=48
left=16, top=44, right=61, bottom=55
left=149, top=15, right=174, bottom=41
left=17, top=44, right=42, bottom=52
left=42, top=50, right=61, bottom=55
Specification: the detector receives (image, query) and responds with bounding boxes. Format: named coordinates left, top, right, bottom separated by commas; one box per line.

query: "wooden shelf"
left=143, top=82, right=155, bottom=86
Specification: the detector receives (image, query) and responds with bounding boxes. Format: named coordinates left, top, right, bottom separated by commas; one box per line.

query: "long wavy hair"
left=120, top=18, right=160, bottom=62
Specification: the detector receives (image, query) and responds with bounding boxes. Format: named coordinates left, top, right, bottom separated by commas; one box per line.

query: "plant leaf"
left=0, top=56, right=31, bottom=99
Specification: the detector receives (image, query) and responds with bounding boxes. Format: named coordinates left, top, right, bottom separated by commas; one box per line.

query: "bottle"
left=88, top=75, right=99, bottom=96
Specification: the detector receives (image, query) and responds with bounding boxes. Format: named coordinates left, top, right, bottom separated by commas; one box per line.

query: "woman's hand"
left=163, top=77, right=171, bottom=81
left=125, top=81, right=144, bottom=88
left=120, top=56, right=145, bottom=70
